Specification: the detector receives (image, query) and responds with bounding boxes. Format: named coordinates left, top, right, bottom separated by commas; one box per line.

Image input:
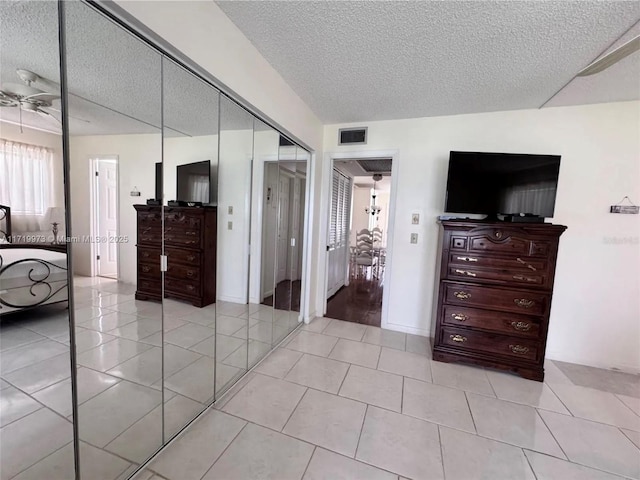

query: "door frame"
left=89, top=155, right=120, bottom=279
left=320, top=150, right=399, bottom=331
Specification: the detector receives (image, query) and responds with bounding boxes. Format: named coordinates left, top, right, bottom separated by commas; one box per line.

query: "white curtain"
left=188, top=174, right=209, bottom=203
left=0, top=139, right=54, bottom=231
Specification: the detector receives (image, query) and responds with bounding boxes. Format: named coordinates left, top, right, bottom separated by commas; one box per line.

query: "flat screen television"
left=445, top=151, right=561, bottom=218
left=176, top=160, right=211, bottom=204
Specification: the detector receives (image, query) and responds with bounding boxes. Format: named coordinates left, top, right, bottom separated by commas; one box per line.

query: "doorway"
left=324, top=157, right=394, bottom=326
left=91, top=156, right=118, bottom=279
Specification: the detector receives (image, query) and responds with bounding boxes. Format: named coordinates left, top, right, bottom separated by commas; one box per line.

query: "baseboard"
left=546, top=350, right=640, bottom=375
left=383, top=321, right=430, bottom=337
left=217, top=294, right=246, bottom=304
left=304, top=310, right=317, bottom=324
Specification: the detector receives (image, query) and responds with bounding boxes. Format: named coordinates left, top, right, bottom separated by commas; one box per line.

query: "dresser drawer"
left=165, top=232, right=201, bottom=248
left=137, top=275, right=161, bottom=295
left=442, top=305, right=541, bottom=338
left=448, top=253, right=547, bottom=273
left=164, top=276, right=201, bottom=297
left=167, top=262, right=201, bottom=282
left=165, top=211, right=202, bottom=232
left=138, top=247, right=160, bottom=265
left=444, top=282, right=548, bottom=316
left=441, top=327, right=539, bottom=362
left=138, top=227, right=161, bottom=245
left=138, top=211, right=162, bottom=228
left=446, top=264, right=548, bottom=288
left=166, top=247, right=200, bottom=267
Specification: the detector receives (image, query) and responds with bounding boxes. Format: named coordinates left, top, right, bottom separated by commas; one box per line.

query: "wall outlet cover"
left=227, top=221, right=233, bottom=230
left=410, top=233, right=418, bottom=244
left=228, top=206, right=233, bottom=215
left=412, top=213, right=420, bottom=224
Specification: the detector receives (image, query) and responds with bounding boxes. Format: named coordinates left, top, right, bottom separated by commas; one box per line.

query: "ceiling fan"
left=0, top=69, right=89, bottom=129
left=577, top=35, right=640, bottom=77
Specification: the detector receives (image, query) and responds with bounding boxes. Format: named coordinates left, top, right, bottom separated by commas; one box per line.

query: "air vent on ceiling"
left=357, top=158, right=392, bottom=173
left=339, top=127, right=367, bottom=145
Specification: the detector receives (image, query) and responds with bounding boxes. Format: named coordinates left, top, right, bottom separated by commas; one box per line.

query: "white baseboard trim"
left=217, top=294, right=246, bottom=304
left=383, top=322, right=430, bottom=337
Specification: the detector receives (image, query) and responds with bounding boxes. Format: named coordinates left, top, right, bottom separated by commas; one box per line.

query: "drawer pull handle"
left=451, top=313, right=468, bottom=322
left=186, top=270, right=194, bottom=278
left=454, top=291, right=472, bottom=300
left=511, top=321, right=531, bottom=331
left=509, top=344, right=530, bottom=354
left=513, top=274, right=537, bottom=282
left=514, top=298, right=535, bottom=308
left=494, top=231, right=503, bottom=239
left=142, top=252, right=149, bottom=258
left=187, top=255, right=196, bottom=261
left=456, top=256, right=478, bottom=262
left=450, top=334, right=467, bottom=343
left=142, top=266, right=150, bottom=273
left=186, top=231, right=197, bottom=236
left=516, top=258, right=537, bottom=272
left=455, top=269, right=477, bottom=277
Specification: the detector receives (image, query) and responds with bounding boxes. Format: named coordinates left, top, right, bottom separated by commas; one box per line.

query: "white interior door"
left=97, top=159, right=118, bottom=277
left=276, top=170, right=290, bottom=283
left=327, top=169, right=352, bottom=298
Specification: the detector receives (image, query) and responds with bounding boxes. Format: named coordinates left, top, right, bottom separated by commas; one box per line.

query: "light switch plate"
left=412, top=213, right=419, bottom=225
left=227, top=221, right=233, bottom=230
left=410, top=233, right=418, bottom=244
left=228, top=206, right=233, bottom=215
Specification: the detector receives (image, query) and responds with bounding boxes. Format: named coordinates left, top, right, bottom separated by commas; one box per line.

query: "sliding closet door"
left=0, top=2, right=77, bottom=478
left=215, top=97, right=253, bottom=394
left=161, top=58, right=219, bottom=439
left=64, top=1, right=163, bottom=475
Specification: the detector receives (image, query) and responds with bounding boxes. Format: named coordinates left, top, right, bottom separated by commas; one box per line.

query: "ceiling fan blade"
left=0, top=91, right=19, bottom=107
left=36, top=108, right=62, bottom=125
left=577, top=35, right=640, bottom=77
left=45, top=106, right=91, bottom=123
left=23, top=92, right=60, bottom=102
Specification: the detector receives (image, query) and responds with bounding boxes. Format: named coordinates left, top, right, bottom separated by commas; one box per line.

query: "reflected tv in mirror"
left=176, top=160, right=211, bottom=204
left=445, top=151, right=561, bottom=218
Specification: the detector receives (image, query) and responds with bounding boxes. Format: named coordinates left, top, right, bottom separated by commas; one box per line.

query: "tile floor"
left=1, top=276, right=298, bottom=480
left=133, top=316, right=640, bottom=480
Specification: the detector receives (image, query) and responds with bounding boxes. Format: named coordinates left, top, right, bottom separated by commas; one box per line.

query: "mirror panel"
left=161, top=58, right=219, bottom=438
left=65, top=0, right=163, bottom=474
left=215, top=96, right=253, bottom=394
left=0, top=1, right=76, bottom=478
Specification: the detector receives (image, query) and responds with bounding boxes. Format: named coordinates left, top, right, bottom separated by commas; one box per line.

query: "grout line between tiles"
left=353, top=403, right=369, bottom=460
left=299, top=445, right=317, bottom=479
left=522, top=449, right=540, bottom=480
left=534, top=409, right=569, bottom=461
left=437, top=425, right=446, bottom=480
left=463, top=391, right=478, bottom=434
left=192, top=421, right=249, bottom=480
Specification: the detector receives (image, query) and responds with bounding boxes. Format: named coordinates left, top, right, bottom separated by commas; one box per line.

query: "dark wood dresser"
left=432, top=220, right=566, bottom=381
left=134, top=205, right=217, bottom=307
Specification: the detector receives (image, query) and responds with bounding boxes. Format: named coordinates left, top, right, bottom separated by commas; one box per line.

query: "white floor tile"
left=378, top=347, right=431, bottom=382
left=329, top=338, right=381, bottom=368
left=621, top=428, right=640, bottom=449
left=487, top=370, right=569, bottom=413
left=339, top=365, right=403, bottom=412
left=405, top=333, right=431, bottom=356
left=79, top=311, right=140, bottom=332
left=0, top=409, right=73, bottom=479
left=202, top=423, right=314, bottom=480
left=0, top=386, right=41, bottom=427
left=441, top=427, right=535, bottom=480
left=549, top=384, right=640, bottom=431
left=524, top=449, right=627, bottom=480
left=164, top=323, right=215, bottom=349
left=301, top=317, right=332, bottom=333
left=222, top=374, right=306, bottom=431
left=617, top=394, right=640, bottom=416
left=356, top=406, right=444, bottom=479
left=323, top=319, right=367, bottom=341
left=74, top=328, right=116, bottom=353
left=403, top=378, right=475, bottom=433
left=467, top=393, right=565, bottom=458
left=362, top=326, right=406, bottom=351
left=285, top=331, right=339, bottom=357
left=283, top=389, right=366, bottom=457
left=539, top=409, right=640, bottom=479
left=77, top=337, right=153, bottom=372
left=254, top=347, right=303, bottom=379
left=107, top=318, right=162, bottom=341
left=3, top=352, right=71, bottom=394
left=284, top=353, right=349, bottom=394
left=0, top=326, right=46, bottom=352
left=164, top=356, right=215, bottom=403
left=431, top=361, right=495, bottom=396
left=0, top=339, right=68, bottom=374
left=303, top=447, right=396, bottom=480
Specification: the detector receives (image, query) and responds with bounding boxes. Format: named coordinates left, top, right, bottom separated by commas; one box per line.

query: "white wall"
left=69, top=134, right=161, bottom=282
left=321, top=101, right=640, bottom=372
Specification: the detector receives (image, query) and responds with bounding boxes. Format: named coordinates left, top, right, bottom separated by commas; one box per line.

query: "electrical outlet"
left=227, top=221, right=233, bottom=230
left=412, top=213, right=420, bottom=225
left=228, top=206, right=233, bottom=215
left=410, top=233, right=418, bottom=244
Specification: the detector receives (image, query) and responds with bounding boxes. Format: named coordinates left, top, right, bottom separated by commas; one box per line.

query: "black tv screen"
left=176, top=160, right=211, bottom=204
left=445, top=151, right=561, bottom=218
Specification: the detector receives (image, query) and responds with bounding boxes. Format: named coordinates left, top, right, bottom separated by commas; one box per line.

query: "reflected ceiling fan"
left=577, top=35, right=640, bottom=76
left=0, top=69, right=89, bottom=128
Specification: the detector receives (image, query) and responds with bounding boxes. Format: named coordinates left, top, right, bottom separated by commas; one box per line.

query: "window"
left=0, top=139, right=53, bottom=215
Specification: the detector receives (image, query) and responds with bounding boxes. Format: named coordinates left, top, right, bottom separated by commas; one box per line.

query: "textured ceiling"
left=0, top=1, right=252, bottom=136
left=217, top=1, right=640, bottom=123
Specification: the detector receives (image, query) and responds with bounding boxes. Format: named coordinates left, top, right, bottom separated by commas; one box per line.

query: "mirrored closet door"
left=0, top=1, right=76, bottom=478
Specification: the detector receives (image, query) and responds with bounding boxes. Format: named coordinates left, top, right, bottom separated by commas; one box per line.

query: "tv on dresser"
left=432, top=151, right=566, bottom=381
